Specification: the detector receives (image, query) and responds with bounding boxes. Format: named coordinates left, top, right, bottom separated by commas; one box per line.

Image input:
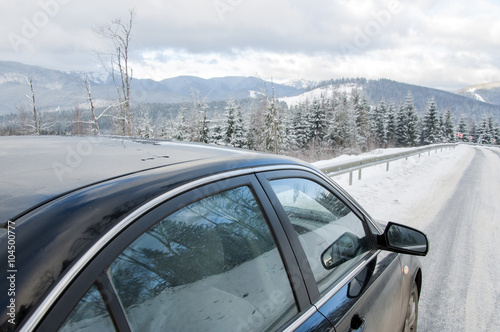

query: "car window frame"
left=256, top=169, right=378, bottom=305
left=37, top=173, right=314, bottom=331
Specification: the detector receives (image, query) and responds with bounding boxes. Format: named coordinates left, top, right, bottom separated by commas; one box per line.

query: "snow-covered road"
left=320, top=145, right=500, bottom=331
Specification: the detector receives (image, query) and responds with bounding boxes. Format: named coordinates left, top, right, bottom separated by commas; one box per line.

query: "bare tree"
left=95, top=9, right=135, bottom=136
left=73, top=75, right=124, bottom=135
left=26, top=76, right=39, bottom=135
left=18, top=76, right=53, bottom=135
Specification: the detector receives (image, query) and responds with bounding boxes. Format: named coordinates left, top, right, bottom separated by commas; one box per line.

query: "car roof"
left=0, top=136, right=315, bottom=330
left=0, top=136, right=300, bottom=223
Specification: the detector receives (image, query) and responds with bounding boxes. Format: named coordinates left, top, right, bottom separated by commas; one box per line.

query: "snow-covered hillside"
left=456, top=81, right=500, bottom=105
left=278, top=83, right=361, bottom=107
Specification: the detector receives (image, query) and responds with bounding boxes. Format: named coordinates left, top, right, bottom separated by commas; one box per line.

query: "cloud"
left=1, top=0, right=500, bottom=90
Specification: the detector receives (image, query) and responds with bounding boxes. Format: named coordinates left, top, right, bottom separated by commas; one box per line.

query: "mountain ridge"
left=1, top=61, right=499, bottom=122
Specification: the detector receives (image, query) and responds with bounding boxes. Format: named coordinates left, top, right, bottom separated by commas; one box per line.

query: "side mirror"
left=377, top=222, right=429, bottom=256
left=321, top=232, right=361, bottom=270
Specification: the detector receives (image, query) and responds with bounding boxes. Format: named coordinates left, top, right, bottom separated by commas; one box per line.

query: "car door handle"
left=350, top=314, right=365, bottom=332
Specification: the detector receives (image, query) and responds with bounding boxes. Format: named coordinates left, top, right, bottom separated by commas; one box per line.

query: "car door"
left=36, top=174, right=334, bottom=332
left=257, top=170, right=406, bottom=332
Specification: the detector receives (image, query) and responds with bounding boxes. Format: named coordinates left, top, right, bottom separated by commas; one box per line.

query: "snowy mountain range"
left=280, top=78, right=500, bottom=121
left=0, top=61, right=306, bottom=116
left=1, top=61, right=499, bottom=122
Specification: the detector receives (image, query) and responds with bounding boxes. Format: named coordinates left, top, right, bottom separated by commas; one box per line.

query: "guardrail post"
left=386, top=162, right=390, bottom=171
left=358, top=169, right=362, bottom=181
left=349, top=171, right=353, bottom=186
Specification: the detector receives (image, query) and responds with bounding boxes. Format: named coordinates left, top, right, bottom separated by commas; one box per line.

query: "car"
left=0, top=136, right=428, bottom=332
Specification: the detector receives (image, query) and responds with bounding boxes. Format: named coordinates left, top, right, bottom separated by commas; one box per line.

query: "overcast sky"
left=1, top=0, right=499, bottom=91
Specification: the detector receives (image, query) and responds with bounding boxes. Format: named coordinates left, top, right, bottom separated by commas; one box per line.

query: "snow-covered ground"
left=313, top=145, right=474, bottom=230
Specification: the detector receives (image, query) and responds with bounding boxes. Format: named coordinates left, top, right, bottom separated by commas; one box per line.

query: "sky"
left=1, top=0, right=500, bottom=91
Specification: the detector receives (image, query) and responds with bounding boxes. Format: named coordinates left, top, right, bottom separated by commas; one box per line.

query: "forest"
left=1, top=86, right=498, bottom=162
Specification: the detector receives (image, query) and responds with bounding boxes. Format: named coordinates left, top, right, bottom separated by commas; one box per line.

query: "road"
left=331, top=145, right=500, bottom=331
left=418, top=147, right=500, bottom=331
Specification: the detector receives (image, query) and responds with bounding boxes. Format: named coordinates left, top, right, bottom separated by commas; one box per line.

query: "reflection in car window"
left=269, top=178, right=370, bottom=295
left=58, top=284, right=115, bottom=332
left=108, top=186, right=298, bottom=331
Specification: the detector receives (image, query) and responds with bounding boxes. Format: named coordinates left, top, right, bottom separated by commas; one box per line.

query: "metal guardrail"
left=318, top=143, right=458, bottom=185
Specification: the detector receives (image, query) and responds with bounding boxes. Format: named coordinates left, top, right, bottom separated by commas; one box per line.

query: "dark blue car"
left=0, top=136, right=427, bottom=332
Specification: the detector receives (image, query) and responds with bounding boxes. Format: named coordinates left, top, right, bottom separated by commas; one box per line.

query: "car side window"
left=107, top=186, right=298, bottom=331
left=269, top=178, right=370, bottom=295
left=58, top=284, right=115, bottom=332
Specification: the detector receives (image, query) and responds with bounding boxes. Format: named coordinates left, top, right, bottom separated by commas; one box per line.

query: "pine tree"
left=396, top=104, right=408, bottom=146
left=373, top=100, right=387, bottom=148
left=487, top=115, right=497, bottom=145
left=353, top=92, right=371, bottom=152
left=405, top=92, right=419, bottom=146
left=232, top=106, right=246, bottom=148
left=307, top=98, right=327, bottom=145
left=421, top=98, right=439, bottom=145
left=477, top=116, right=490, bottom=144
left=385, top=103, right=397, bottom=147
left=396, top=92, right=419, bottom=147
left=469, top=119, right=477, bottom=143
left=137, top=108, right=154, bottom=138
left=173, top=107, right=188, bottom=141
left=442, top=108, right=455, bottom=142
left=457, top=115, right=468, bottom=141
left=199, top=106, right=210, bottom=144
left=223, top=99, right=236, bottom=145
left=332, top=92, right=357, bottom=151
left=293, top=104, right=310, bottom=150
left=210, top=114, right=224, bottom=145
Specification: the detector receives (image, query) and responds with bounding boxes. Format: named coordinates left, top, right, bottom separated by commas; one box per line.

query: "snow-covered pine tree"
left=290, top=103, right=309, bottom=150
left=477, top=116, right=490, bottom=144
left=405, top=92, right=419, bottom=146
left=210, top=113, right=224, bottom=145
left=395, top=104, right=408, bottom=147
left=421, top=98, right=439, bottom=145
left=223, top=99, right=236, bottom=146
left=457, top=115, right=468, bottom=141
left=307, top=98, right=327, bottom=148
left=173, top=106, right=188, bottom=141
left=352, top=91, right=371, bottom=152
left=199, top=105, right=210, bottom=144
left=372, top=100, right=387, bottom=148
left=396, top=92, right=419, bottom=147
left=385, top=103, right=397, bottom=147
left=331, top=92, right=357, bottom=152
left=487, top=115, right=498, bottom=145
left=468, top=119, right=477, bottom=143
left=232, top=105, right=246, bottom=148
left=490, top=116, right=500, bottom=145
left=442, top=108, right=455, bottom=142
left=136, top=107, right=154, bottom=138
